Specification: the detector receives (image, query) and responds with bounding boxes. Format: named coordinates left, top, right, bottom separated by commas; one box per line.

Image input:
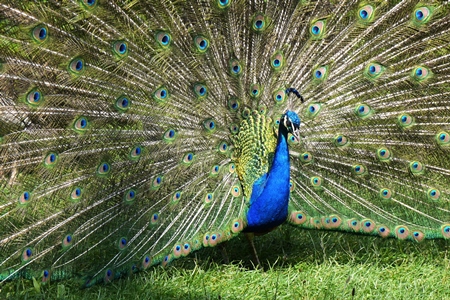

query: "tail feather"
left=0, top=0, right=449, bottom=285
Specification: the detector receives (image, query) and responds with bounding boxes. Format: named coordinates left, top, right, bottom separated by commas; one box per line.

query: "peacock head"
left=282, top=110, right=301, bottom=141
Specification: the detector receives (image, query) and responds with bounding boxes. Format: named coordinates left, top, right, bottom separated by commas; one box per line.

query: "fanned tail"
left=0, top=0, right=449, bottom=287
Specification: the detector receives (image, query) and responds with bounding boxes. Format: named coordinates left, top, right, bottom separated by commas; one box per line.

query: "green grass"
left=1, top=226, right=449, bottom=299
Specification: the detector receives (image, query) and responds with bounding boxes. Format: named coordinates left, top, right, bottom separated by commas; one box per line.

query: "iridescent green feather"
left=232, top=112, right=277, bottom=198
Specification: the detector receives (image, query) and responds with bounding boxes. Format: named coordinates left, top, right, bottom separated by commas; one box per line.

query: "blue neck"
left=244, top=125, right=291, bottom=233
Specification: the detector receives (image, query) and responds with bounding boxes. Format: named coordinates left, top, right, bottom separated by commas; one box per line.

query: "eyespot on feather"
left=436, top=131, right=449, bottom=146
left=361, top=219, right=376, bottom=233
left=377, top=148, right=392, bottom=162
left=70, top=187, right=82, bottom=202
left=310, top=19, right=326, bottom=39
left=231, top=219, right=244, bottom=233
left=112, top=40, right=128, bottom=58
left=155, top=31, right=172, bottom=48
left=163, top=128, right=177, bottom=143
left=218, top=141, right=229, bottom=154
left=395, top=225, right=409, bottom=240
left=305, top=103, right=322, bottom=118
left=411, top=230, right=425, bottom=242
left=68, top=57, right=85, bottom=75
left=217, top=0, right=231, bottom=9
left=351, top=164, right=367, bottom=176
left=182, top=152, right=195, bottom=165
left=210, top=165, right=220, bottom=176
left=231, top=185, right=241, bottom=197
left=300, top=152, right=313, bottom=164
left=96, top=162, right=111, bottom=177
left=229, top=58, right=243, bottom=76
left=252, top=13, right=267, bottom=32
left=43, top=152, right=58, bottom=167
left=202, top=233, right=210, bottom=247
left=228, top=97, right=240, bottom=112
left=411, top=66, right=432, bottom=82
left=273, top=89, right=286, bottom=104
left=249, top=84, right=262, bottom=98
left=173, top=244, right=182, bottom=258
left=354, top=104, right=373, bottom=119
left=313, top=66, right=328, bottom=80
left=290, top=211, right=307, bottom=225
left=73, top=116, right=89, bottom=133
left=62, top=234, right=73, bottom=250
left=203, top=119, right=217, bottom=133
left=287, top=134, right=299, bottom=145
left=377, top=225, right=391, bottom=238
left=270, top=52, right=284, bottom=70
left=26, top=89, right=43, bottom=106
left=229, top=124, right=239, bottom=134
left=310, top=176, right=323, bottom=189
left=347, top=219, right=360, bottom=232
left=150, top=213, right=159, bottom=225
left=114, top=95, right=131, bottom=112
left=379, top=188, right=392, bottom=200
left=21, top=248, right=33, bottom=263
left=42, top=270, right=51, bottom=283
left=325, top=215, right=342, bottom=229
left=310, top=217, right=322, bottom=229
left=171, top=191, right=182, bottom=204
left=427, top=188, right=441, bottom=201
left=358, top=5, right=375, bottom=23
left=409, top=161, right=424, bottom=175
left=18, top=191, right=31, bottom=206
left=334, top=135, right=349, bottom=147
left=208, top=233, right=219, bottom=246
left=289, top=180, right=295, bottom=192
left=193, top=83, right=208, bottom=99
left=32, top=24, right=48, bottom=43
left=124, top=189, right=136, bottom=204
left=129, top=145, right=142, bottom=161
left=104, top=269, right=114, bottom=283
left=364, top=62, right=385, bottom=79
left=397, top=114, right=414, bottom=128
left=412, top=6, right=433, bottom=26
left=142, top=255, right=151, bottom=269
left=80, top=0, right=98, bottom=9
left=258, top=105, right=267, bottom=115
left=152, top=175, right=163, bottom=189
left=153, top=86, right=169, bottom=103
left=194, top=35, right=210, bottom=53
left=441, top=224, right=450, bottom=239
left=162, top=255, right=172, bottom=267
left=182, top=243, right=191, bottom=256
left=204, top=192, right=214, bottom=204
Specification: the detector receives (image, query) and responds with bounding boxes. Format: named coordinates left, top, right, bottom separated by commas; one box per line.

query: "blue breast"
left=244, top=128, right=291, bottom=233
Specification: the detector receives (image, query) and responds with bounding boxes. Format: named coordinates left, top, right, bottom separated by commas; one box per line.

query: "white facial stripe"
left=283, top=115, right=289, bottom=129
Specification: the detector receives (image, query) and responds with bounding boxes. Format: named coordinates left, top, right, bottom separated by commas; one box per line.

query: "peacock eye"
left=32, top=25, right=48, bottom=43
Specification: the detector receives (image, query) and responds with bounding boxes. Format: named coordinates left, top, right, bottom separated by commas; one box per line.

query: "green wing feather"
left=233, top=113, right=276, bottom=199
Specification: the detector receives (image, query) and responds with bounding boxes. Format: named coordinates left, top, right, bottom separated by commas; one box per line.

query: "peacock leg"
left=245, top=232, right=261, bottom=267
left=218, top=242, right=229, bottom=264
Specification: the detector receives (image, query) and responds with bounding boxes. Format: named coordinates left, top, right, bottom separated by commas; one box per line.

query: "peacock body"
left=0, top=0, right=449, bottom=287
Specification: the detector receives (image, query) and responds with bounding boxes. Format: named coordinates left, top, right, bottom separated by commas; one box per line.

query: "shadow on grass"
left=2, top=226, right=449, bottom=299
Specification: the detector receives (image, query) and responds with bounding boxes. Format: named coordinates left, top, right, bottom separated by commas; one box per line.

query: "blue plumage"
left=245, top=111, right=300, bottom=233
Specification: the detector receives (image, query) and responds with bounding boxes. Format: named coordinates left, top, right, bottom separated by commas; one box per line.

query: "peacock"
left=0, top=0, right=449, bottom=288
